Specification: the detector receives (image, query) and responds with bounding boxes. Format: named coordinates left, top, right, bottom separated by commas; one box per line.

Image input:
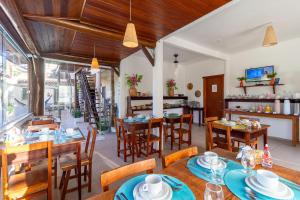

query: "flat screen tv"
left=245, top=65, right=274, bottom=82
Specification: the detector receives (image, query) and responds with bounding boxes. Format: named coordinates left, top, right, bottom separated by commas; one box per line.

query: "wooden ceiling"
left=3, top=0, right=231, bottom=66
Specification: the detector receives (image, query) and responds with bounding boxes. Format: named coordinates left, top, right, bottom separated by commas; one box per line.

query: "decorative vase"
left=129, top=86, right=137, bottom=96
left=168, top=87, right=175, bottom=96
left=240, top=80, right=244, bottom=87
left=270, top=77, right=275, bottom=85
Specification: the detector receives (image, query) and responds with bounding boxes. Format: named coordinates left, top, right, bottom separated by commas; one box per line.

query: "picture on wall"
left=245, top=65, right=274, bottom=82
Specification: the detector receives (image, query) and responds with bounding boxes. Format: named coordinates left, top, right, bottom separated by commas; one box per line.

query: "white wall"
left=227, top=38, right=300, bottom=96
left=183, top=58, right=225, bottom=106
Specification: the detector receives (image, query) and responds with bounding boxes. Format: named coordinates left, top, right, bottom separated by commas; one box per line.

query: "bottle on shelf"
left=262, top=144, right=273, bottom=168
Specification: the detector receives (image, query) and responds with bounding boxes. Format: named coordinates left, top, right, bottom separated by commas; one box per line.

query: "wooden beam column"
left=30, top=57, right=45, bottom=115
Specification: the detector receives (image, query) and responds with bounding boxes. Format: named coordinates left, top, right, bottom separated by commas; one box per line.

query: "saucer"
left=245, top=175, right=294, bottom=199
left=133, top=181, right=172, bottom=200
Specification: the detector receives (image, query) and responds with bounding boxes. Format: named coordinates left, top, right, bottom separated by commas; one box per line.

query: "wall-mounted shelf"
left=237, top=84, right=285, bottom=95
left=128, top=96, right=188, bottom=100
left=225, top=98, right=300, bottom=108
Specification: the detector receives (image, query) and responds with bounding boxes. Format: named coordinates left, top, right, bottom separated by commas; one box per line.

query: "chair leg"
left=117, top=140, right=120, bottom=157
left=88, top=164, right=92, bottom=192
left=59, top=171, right=66, bottom=189
left=61, top=170, right=71, bottom=200
left=146, top=142, right=150, bottom=158
left=159, top=139, right=162, bottom=158
left=84, top=166, right=87, bottom=182
left=54, top=159, right=58, bottom=188
left=179, top=132, right=182, bottom=150
left=124, top=142, right=127, bottom=162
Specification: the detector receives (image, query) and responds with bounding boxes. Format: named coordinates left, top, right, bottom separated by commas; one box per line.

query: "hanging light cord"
left=93, top=43, right=96, bottom=57
left=130, top=0, right=132, bottom=21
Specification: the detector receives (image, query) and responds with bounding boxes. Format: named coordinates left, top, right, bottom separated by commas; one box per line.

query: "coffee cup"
left=256, top=170, right=279, bottom=189
left=142, top=174, right=162, bottom=195
left=204, top=151, right=218, bottom=163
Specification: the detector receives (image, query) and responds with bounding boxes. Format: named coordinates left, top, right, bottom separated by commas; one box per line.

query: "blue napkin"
left=186, top=156, right=243, bottom=185
left=224, top=169, right=300, bottom=200
left=114, top=174, right=195, bottom=200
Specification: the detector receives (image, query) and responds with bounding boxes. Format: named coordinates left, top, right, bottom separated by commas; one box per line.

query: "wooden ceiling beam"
left=112, top=65, right=120, bottom=77
left=141, top=46, right=155, bottom=66
left=23, top=14, right=156, bottom=48
left=41, top=52, right=119, bottom=67
left=0, top=0, right=39, bottom=55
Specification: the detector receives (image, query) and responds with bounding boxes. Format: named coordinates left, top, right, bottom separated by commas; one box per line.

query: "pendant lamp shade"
left=91, top=43, right=100, bottom=71
left=263, top=25, right=278, bottom=47
left=123, top=22, right=138, bottom=48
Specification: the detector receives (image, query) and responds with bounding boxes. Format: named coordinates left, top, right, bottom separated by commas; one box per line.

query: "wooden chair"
left=139, top=118, right=163, bottom=158
left=162, top=146, right=198, bottom=168
left=115, top=118, right=137, bottom=162
left=174, top=114, right=193, bottom=150
left=205, top=117, right=219, bottom=150
left=1, top=141, right=53, bottom=200
left=100, top=158, right=156, bottom=192
left=163, top=121, right=172, bottom=143
left=59, top=126, right=97, bottom=200
left=208, top=122, right=233, bottom=152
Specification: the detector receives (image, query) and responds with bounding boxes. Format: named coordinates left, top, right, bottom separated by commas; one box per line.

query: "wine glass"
left=210, top=158, right=226, bottom=184
left=204, top=182, right=224, bottom=200
left=241, top=150, right=256, bottom=174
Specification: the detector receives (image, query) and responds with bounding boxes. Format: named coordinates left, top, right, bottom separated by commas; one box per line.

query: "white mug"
left=142, top=175, right=162, bottom=195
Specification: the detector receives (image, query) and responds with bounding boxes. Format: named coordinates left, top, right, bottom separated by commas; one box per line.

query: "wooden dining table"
left=0, top=128, right=85, bottom=200
left=210, top=121, right=270, bottom=148
left=87, top=148, right=300, bottom=200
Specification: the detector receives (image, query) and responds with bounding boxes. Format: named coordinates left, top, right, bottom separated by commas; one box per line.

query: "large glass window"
left=0, top=25, right=29, bottom=127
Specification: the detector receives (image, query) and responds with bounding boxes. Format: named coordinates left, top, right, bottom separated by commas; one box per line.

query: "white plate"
left=133, top=181, right=172, bottom=200
left=245, top=176, right=294, bottom=200
left=196, top=156, right=226, bottom=170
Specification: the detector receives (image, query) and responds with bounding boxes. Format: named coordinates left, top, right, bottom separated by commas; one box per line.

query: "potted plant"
left=237, top=77, right=246, bottom=87
left=125, top=74, right=143, bottom=96
left=267, top=72, right=277, bottom=85
left=166, top=79, right=178, bottom=96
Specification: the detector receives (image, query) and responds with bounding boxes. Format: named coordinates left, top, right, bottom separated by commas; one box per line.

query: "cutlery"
left=115, top=194, right=121, bottom=200
left=163, top=175, right=183, bottom=187
left=161, top=177, right=181, bottom=191
left=120, top=192, right=129, bottom=200
left=245, top=187, right=257, bottom=200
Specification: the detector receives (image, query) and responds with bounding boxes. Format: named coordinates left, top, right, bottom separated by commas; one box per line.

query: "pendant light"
left=263, top=25, right=278, bottom=47
left=123, top=0, right=138, bottom=48
left=91, top=43, right=99, bottom=71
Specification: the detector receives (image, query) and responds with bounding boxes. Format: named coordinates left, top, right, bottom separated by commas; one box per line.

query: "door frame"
left=202, top=74, right=224, bottom=121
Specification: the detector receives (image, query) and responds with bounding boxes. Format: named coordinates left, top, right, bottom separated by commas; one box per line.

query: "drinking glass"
left=241, top=150, right=256, bottom=174
left=204, top=182, right=224, bottom=200
left=210, top=158, right=226, bottom=184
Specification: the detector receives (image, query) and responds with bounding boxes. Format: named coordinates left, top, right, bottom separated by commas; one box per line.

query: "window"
left=0, top=25, right=29, bottom=127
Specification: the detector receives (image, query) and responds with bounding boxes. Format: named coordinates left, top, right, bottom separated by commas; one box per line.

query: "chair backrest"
left=210, top=122, right=232, bottom=151
left=31, top=118, right=54, bottom=125
left=85, top=126, right=97, bottom=162
left=1, top=141, right=53, bottom=200
left=27, top=123, right=59, bottom=132
left=114, top=118, right=126, bottom=140
left=147, top=118, right=164, bottom=137
left=179, top=114, right=192, bottom=130
left=205, top=117, right=218, bottom=150
left=100, top=158, right=156, bottom=192
left=205, top=116, right=218, bottom=124
left=162, top=146, right=198, bottom=168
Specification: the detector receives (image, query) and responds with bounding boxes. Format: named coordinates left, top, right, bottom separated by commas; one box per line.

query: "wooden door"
left=203, top=74, right=224, bottom=119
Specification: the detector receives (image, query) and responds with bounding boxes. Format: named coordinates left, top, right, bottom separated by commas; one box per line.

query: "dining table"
left=0, top=128, right=85, bottom=200
left=87, top=148, right=300, bottom=200
left=208, top=120, right=270, bottom=150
